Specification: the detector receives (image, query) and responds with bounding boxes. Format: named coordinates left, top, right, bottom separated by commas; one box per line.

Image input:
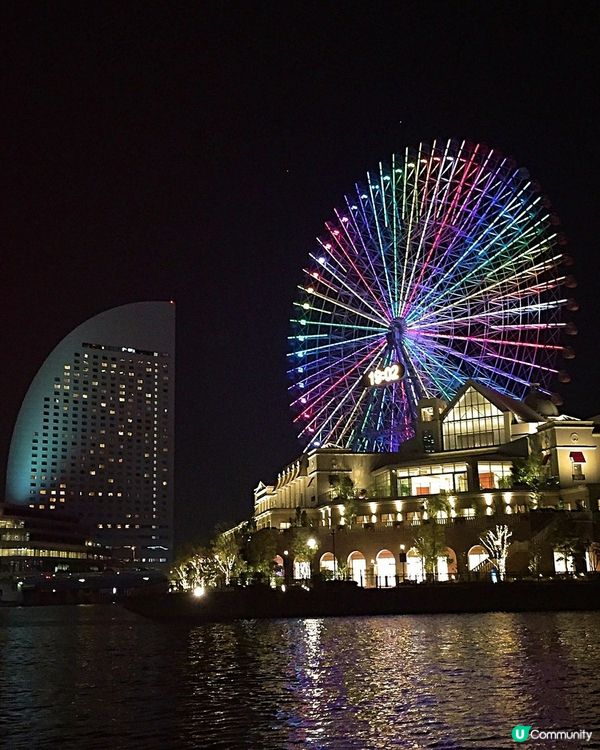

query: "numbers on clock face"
left=366, top=364, right=403, bottom=387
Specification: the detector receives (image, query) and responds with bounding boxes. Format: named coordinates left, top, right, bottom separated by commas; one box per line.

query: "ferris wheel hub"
left=387, top=317, right=408, bottom=349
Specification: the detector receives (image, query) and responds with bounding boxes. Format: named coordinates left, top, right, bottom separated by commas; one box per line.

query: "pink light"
left=294, top=339, right=386, bottom=425
left=332, top=220, right=392, bottom=320
left=402, top=144, right=481, bottom=315
left=417, top=331, right=564, bottom=350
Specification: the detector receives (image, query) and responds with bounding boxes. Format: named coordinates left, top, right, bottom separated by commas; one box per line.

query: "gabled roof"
left=442, top=380, right=543, bottom=423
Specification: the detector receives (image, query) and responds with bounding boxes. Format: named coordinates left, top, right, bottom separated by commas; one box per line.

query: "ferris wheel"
left=288, top=139, right=576, bottom=452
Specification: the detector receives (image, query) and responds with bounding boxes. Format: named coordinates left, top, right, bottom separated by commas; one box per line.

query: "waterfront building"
left=247, top=381, right=600, bottom=584
left=0, top=502, right=110, bottom=573
left=5, top=302, right=175, bottom=566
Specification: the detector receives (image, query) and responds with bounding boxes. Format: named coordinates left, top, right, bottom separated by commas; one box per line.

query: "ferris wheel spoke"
left=488, top=350, right=559, bottom=374
left=330, top=389, right=369, bottom=446
left=299, top=352, right=382, bottom=444
left=404, top=160, right=498, bottom=315
left=417, top=336, right=533, bottom=389
left=293, top=297, right=387, bottom=329
left=366, top=171, right=395, bottom=314
left=413, top=297, right=564, bottom=330
left=323, top=221, right=394, bottom=321
left=312, top=386, right=366, bottom=446
left=399, top=140, right=454, bottom=315
left=414, top=168, right=534, bottom=314
left=295, top=340, right=387, bottom=427
left=416, top=331, right=564, bottom=352
left=401, top=143, right=486, bottom=315
left=414, top=253, right=562, bottom=327
left=409, top=299, right=567, bottom=332
left=490, top=322, right=565, bottom=331
left=303, top=265, right=390, bottom=326
left=403, top=337, right=464, bottom=399
left=398, top=143, right=426, bottom=310
left=287, top=331, right=384, bottom=362
left=343, top=200, right=393, bottom=317
left=289, top=336, right=386, bottom=403
left=306, top=258, right=390, bottom=325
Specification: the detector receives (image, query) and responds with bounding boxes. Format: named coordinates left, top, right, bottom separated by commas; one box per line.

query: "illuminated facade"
left=248, top=381, right=600, bottom=582
left=5, top=302, right=175, bottom=566
left=0, top=502, right=109, bottom=574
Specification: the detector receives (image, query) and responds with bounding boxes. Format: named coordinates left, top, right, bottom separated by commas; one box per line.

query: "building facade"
left=248, top=381, right=600, bottom=584
left=0, top=502, right=110, bottom=574
left=5, top=302, right=175, bottom=566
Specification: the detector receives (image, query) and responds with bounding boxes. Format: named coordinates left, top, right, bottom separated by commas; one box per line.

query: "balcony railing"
left=346, top=512, right=527, bottom=532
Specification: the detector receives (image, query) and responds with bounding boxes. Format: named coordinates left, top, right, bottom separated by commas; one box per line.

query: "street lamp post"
left=398, top=544, right=407, bottom=583
left=307, top=537, right=318, bottom=579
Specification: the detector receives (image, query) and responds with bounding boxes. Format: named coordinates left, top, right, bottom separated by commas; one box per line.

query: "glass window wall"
left=395, top=463, right=468, bottom=496
left=442, top=387, right=506, bottom=450
left=477, top=461, right=513, bottom=489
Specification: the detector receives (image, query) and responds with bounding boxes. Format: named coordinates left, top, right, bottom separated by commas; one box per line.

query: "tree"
left=329, top=474, right=355, bottom=500
left=548, top=514, right=582, bottom=574
left=212, top=530, right=244, bottom=585
left=289, top=528, right=319, bottom=580
left=480, top=524, right=512, bottom=580
left=411, top=494, right=451, bottom=579
left=586, top=542, right=600, bottom=573
left=413, top=523, right=447, bottom=578
left=242, top=528, right=278, bottom=577
left=290, top=528, right=319, bottom=563
left=171, top=545, right=219, bottom=590
left=527, top=539, right=544, bottom=576
left=423, top=492, right=451, bottom=519
left=512, top=452, right=546, bottom=508
left=342, top=494, right=360, bottom=528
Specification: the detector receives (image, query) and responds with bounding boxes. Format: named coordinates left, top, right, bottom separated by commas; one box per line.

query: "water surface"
left=1, top=606, right=599, bottom=749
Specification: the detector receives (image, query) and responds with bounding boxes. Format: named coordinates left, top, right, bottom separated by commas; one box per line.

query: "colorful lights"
left=289, top=140, right=570, bottom=452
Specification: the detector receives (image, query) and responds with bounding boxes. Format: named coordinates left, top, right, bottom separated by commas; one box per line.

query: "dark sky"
left=2, top=2, right=599, bottom=547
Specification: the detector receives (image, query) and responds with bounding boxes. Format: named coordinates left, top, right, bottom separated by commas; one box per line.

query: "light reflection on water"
left=1, top=607, right=599, bottom=749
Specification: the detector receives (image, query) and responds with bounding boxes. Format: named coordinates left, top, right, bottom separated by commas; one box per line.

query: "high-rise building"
left=5, top=301, right=175, bottom=566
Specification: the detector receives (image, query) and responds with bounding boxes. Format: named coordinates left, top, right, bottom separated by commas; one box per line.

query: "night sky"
left=3, top=2, right=599, bottom=547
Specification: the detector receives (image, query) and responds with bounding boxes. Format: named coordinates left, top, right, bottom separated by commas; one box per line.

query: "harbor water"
left=1, top=606, right=599, bottom=749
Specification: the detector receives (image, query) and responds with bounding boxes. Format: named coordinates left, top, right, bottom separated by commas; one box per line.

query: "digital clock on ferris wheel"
left=364, top=363, right=405, bottom=388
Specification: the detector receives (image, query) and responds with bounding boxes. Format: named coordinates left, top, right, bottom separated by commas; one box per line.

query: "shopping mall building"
left=249, top=381, right=600, bottom=585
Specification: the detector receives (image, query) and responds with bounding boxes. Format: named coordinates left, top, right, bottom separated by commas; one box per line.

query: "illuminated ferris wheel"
left=288, top=139, right=577, bottom=452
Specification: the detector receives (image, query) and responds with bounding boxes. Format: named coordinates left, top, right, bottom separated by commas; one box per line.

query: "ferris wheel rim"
left=289, top=139, right=573, bottom=452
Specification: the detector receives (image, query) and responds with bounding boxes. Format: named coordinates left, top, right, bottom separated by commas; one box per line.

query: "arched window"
left=375, top=549, right=396, bottom=587
left=347, top=551, right=366, bottom=587
left=467, top=544, right=489, bottom=571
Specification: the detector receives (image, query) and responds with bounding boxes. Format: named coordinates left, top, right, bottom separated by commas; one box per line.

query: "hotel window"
left=395, top=463, right=468, bottom=496
left=372, top=472, right=392, bottom=498
left=421, top=406, right=434, bottom=422
left=442, top=387, right=506, bottom=450
left=477, top=461, right=513, bottom=489
left=570, top=451, right=585, bottom=480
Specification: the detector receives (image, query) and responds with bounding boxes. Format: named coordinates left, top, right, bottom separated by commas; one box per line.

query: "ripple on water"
left=1, top=608, right=600, bottom=749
